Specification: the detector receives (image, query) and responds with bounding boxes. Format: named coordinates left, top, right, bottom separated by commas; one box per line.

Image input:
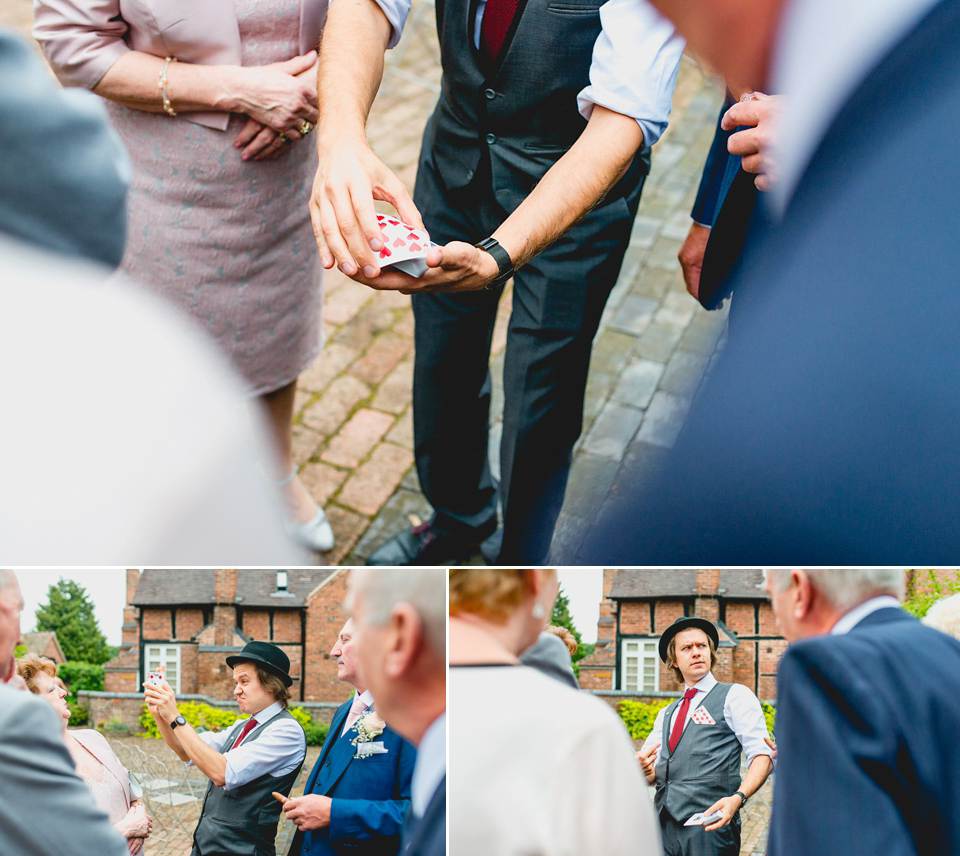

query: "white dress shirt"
left=768, top=0, right=941, bottom=216
left=192, top=701, right=307, bottom=790
left=831, top=595, right=902, bottom=636
left=641, top=673, right=773, bottom=767
left=372, top=0, right=683, bottom=148
left=411, top=712, right=446, bottom=817
left=341, top=688, right=375, bottom=736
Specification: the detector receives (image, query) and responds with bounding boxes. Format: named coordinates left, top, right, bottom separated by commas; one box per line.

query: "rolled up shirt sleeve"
left=367, top=0, right=413, bottom=49
left=724, top=684, right=774, bottom=766
left=577, top=0, right=685, bottom=148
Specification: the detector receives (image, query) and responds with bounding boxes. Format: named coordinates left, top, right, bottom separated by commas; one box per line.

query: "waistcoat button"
left=485, top=133, right=496, bottom=145
left=484, top=88, right=496, bottom=99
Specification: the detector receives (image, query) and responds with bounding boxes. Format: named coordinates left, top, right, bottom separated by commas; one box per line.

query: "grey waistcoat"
left=192, top=709, right=304, bottom=856
left=653, top=682, right=742, bottom=823
left=424, top=0, right=648, bottom=211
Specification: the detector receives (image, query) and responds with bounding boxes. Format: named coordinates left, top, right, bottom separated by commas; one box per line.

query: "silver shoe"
left=284, top=507, right=335, bottom=552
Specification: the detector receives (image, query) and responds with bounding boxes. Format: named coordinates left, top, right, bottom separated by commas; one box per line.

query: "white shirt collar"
left=249, top=700, right=283, bottom=722
left=767, top=0, right=941, bottom=217
left=411, top=712, right=446, bottom=817
left=356, top=689, right=374, bottom=708
left=686, top=672, right=717, bottom=695
left=831, top=595, right=902, bottom=635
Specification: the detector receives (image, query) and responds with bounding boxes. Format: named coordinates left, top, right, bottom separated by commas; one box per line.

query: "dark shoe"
left=366, top=519, right=496, bottom=566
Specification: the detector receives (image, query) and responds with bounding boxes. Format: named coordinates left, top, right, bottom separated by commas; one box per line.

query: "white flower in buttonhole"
left=350, top=710, right=386, bottom=757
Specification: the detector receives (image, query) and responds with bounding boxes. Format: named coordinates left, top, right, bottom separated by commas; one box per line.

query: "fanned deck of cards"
left=376, top=213, right=437, bottom=277
left=691, top=706, right=716, bottom=725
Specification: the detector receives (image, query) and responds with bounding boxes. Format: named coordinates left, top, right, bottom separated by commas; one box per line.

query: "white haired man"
left=763, top=569, right=960, bottom=856
left=347, top=569, right=446, bottom=856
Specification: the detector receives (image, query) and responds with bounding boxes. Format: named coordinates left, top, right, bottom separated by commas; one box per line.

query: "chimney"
left=121, top=569, right=141, bottom=650
left=214, top=569, right=238, bottom=646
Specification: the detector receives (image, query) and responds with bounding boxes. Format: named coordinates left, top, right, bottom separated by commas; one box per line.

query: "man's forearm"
left=316, top=0, right=393, bottom=140
left=738, top=754, right=774, bottom=800
left=173, top=724, right=229, bottom=786
left=491, top=105, right=644, bottom=270
left=152, top=708, right=189, bottom=762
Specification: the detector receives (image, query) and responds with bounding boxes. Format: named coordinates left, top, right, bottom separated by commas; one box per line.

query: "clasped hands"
left=142, top=676, right=179, bottom=724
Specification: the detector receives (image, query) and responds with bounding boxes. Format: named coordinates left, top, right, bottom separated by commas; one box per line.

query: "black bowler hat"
left=226, top=641, right=293, bottom=687
left=658, top=616, right=720, bottom=663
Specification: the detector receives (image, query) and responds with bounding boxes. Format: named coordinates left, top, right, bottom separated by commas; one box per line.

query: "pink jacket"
left=71, top=729, right=133, bottom=814
left=33, top=0, right=328, bottom=129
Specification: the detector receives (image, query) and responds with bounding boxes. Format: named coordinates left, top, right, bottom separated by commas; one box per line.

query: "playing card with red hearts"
left=376, top=213, right=437, bottom=277
left=691, top=706, right=716, bottom=725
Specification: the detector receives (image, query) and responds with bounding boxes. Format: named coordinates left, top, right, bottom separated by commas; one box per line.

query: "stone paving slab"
left=7, top=0, right=729, bottom=566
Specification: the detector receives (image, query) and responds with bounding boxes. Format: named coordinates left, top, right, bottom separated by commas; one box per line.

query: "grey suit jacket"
left=0, top=28, right=128, bottom=265
left=0, top=684, right=129, bottom=856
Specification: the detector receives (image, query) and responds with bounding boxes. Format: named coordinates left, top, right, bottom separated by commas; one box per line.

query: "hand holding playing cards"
left=282, top=793, right=333, bottom=830
left=700, top=795, right=740, bottom=831
left=310, top=134, right=424, bottom=278
left=143, top=668, right=179, bottom=723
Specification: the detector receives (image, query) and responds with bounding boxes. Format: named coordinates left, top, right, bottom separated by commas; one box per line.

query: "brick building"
left=578, top=569, right=785, bottom=701
left=105, top=569, right=353, bottom=704
left=21, top=631, right=66, bottom=664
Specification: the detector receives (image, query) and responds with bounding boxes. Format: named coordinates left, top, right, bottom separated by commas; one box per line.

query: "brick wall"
left=142, top=608, right=172, bottom=640
left=176, top=608, right=206, bottom=640
left=304, top=571, right=351, bottom=704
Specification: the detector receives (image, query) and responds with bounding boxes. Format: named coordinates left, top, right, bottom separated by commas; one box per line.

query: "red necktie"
left=668, top=688, right=698, bottom=752
left=231, top=717, right=258, bottom=749
left=480, top=0, right=521, bottom=62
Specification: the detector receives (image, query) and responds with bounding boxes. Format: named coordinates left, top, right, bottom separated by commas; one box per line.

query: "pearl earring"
left=532, top=601, right=545, bottom=620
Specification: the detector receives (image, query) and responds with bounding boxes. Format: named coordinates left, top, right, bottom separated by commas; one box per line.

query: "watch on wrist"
left=170, top=715, right=187, bottom=730
left=475, top=236, right=514, bottom=289
left=734, top=790, right=747, bottom=808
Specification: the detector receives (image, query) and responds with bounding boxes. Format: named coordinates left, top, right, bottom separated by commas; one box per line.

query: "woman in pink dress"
left=17, top=654, right=153, bottom=854
left=33, top=0, right=335, bottom=551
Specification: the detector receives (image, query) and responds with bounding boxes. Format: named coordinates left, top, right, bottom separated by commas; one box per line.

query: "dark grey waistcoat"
left=654, top=683, right=743, bottom=823
left=192, top=709, right=304, bottom=856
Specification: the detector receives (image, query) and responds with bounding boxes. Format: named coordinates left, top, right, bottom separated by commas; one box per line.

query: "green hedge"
left=618, top=698, right=777, bottom=741
left=138, top=702, right=329, bottom=745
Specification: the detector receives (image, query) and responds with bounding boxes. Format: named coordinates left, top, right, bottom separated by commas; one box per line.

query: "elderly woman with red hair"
left=17, top=655, right=152, bottom=854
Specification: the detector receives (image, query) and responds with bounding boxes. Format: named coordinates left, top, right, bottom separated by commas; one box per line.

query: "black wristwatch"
left=733, top=790, right=747, bottom=808
left=475, top=236, right=514, bottom=289
left=170, top=715, right=187, bottom=730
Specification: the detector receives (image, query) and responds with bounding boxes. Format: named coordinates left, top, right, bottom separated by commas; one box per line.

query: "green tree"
left=35, top=579, right=110, bottom=664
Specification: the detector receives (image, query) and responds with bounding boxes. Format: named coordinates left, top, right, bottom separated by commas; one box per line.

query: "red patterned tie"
left=668, top=688, right=698, bottom=752
left=231, top=717, right=258, bottom=749
left=480, top=0, right=521, bottom=62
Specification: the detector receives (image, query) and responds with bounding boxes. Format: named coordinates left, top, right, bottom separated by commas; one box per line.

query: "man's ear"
left=792, top=570, right=814, bottom=620
left=383, top=603, right=424, bottom=679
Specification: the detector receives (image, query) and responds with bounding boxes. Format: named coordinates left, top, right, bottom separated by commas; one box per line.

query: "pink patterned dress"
left=107, top=0, right=322, bottom=396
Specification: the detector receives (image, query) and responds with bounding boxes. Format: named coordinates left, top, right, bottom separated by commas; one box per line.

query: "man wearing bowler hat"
left=144, top=640, right=307, bottom=856
left=637, top=617, right=773, bottom=856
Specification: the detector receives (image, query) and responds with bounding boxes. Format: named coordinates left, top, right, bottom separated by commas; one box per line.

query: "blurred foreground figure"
left=0, top=571, right=130, bottom=856
left=763, top=569, right=960, bottom=856
left=0, top=236, right=304, bottom=564
left=582, top=0, right=960, bottom=562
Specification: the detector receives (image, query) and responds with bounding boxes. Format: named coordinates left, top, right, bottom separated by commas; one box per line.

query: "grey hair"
left=922, top=592, right=960, bottom=642
left=764, top=569, right=905, bottom=610
left=347, top=569, right=446, bottom=658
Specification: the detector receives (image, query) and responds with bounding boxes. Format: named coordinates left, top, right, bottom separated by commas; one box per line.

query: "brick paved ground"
left=6, top=0, right=728, bottom=564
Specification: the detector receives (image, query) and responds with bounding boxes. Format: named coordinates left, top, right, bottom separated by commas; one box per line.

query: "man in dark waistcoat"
left=637, top=617, right=773, bottom=856
left=310, top=0, right=682, bottom=564
left=144, top=640, right=307, bottom=856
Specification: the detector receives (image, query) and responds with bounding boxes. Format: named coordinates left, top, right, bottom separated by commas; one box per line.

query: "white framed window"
left=621, top=638, right=659, bottom=692
left=145, top=645, right=182, bottom=694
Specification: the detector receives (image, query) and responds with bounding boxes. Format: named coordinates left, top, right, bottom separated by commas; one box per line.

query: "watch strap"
left=734, top=790, right=747, bottom=808
left=475, top=236, right=514, bottom=287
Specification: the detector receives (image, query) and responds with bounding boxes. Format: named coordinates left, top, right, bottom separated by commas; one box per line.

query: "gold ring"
left=278, top=133, right=290, bottom=144
left=297, top=120, right=314, bottom=136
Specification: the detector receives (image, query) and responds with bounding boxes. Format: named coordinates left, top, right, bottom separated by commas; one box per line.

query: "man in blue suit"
left=763, top=569, right=960, bottom=856
left=284, top=619, right=416, bottom=856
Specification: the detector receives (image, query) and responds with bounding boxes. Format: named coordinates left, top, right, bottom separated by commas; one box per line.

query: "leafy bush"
left=67, top=701, right=89, bottom=727
left=289, top=706, right=329, bottom=746
left=138, top=702, right=331, bottom=745
left=59, top=661, right=105, bottom=694
left=903, top=569, right=960, bottom=618
left=618, top=699, right=672, bottom=740
left=139, top=701, right=248, bottom=737
left=761, top=702, right=776, bottom=737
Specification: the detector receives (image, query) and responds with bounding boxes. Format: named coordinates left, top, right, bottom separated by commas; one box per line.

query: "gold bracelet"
left=158, top=56, right=178, bottom=117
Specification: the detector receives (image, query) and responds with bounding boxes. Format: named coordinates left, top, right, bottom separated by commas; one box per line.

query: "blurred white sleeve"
left=577, top=0, right=685, bottom=147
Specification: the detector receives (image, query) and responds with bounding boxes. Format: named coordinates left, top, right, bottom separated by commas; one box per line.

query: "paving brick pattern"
left=7, top=0, right=729, bottom=565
